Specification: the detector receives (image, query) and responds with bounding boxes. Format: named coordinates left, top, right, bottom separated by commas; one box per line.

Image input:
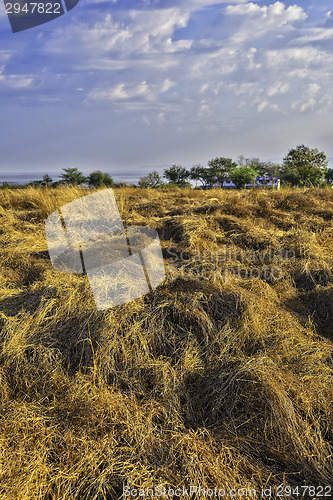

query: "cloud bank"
left=0, top=1, right=332, bottom=179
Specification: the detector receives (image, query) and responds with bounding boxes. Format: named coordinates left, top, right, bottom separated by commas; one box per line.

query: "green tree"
left=281, top=145, right=328, bottom=186
left=87, top=171, right=114, bottom=188
left=238, top=156, right=261, bottom=168
left=60, top=168, right=87, bottom=187
left=42, top=174, right=53, bottom=187
left=207, top=157, right=237, bottom=186
left=29, top=180, right=43, bottom=187
left=238, top=158, right=282, bottom=186
left=259, top=161, right=281, bottom=178
left=238, top=157, right=280, bottom=178
left=163, top=165, right=190, bottom=187
left=189, top=165, right=208, bottom=186
left=101, top=173, right=114, bottom=187
left=50, top=181, right=63, bottom=188
left=324, top=168, right=333, bottom=186
left=229, top=166, right=258, bottom=189
left=138, top=171, right=163, bottom=189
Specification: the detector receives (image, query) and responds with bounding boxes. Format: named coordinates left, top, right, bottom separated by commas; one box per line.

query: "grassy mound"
left=0, top=186, right=332, bottom=499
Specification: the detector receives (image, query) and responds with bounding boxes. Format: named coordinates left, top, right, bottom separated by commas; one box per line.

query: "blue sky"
left=0, top=0, right=333, bottom=183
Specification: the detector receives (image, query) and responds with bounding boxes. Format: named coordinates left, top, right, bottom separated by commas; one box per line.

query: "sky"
left=0, top=0, right=333, bottom=183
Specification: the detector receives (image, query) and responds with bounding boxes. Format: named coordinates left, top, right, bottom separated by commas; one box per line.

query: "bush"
left=229, top=166, right=258, bottom=189
left=281, top=145, right=328, bottom=187
left=87, top=171, right=114, bottom=188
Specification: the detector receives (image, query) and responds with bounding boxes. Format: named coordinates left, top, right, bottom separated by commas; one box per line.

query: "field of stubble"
left=0, top=186, right=332, bottom=499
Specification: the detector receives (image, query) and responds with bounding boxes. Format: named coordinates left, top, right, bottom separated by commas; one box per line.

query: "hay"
left=0, top=186, right=332, bottom=499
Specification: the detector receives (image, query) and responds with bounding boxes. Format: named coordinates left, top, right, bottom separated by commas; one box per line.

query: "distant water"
left=0, top=173, right=52, bottom=185
left=0, top=173, right=140, bottom=185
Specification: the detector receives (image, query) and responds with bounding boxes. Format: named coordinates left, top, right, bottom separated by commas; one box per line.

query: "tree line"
left=2, top=145, right=333, bottom=190
left=140, top=145, right=332, bottom=189
left=1, top=169, right=115, bottom=190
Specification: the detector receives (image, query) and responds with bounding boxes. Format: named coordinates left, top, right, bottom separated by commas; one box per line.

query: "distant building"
left=244, top=176, right=280, bottom=190
left=200, top=176, right=280, bottom=190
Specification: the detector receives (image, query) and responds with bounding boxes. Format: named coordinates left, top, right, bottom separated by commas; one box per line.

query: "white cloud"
left=307, top=83, right=320, bottom=96
left=226, top=1, right=307, bottom=26
left=265, top=46, right=329, bottom=67
left=88, top=81, right=150, bottom=101
left=160, top=78, right=175, bottom=92
left=3, top=1, right=333, bottom=123
left=41, top=7, right=192, bottom=76
left=87, top=78, right=175, bottom=103
left=224, top=2, right=307, bottom=45
left=257, top=100, right=268, bottom=113
left=0, top=75, right=34, bottom=88
left=0, top=51, right=13, bottom=63
left=267, top=82, right=290, bottom=97
left=296, top=27, right=333, bottom=44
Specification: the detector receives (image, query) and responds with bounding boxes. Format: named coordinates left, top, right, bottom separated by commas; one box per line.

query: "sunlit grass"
left=0, top=186, right=332, bottom=499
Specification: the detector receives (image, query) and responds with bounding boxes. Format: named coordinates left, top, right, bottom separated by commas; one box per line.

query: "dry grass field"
left=0, top=186, right=332, bottom=499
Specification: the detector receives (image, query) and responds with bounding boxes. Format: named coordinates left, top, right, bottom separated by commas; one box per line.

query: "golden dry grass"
left=0, top=186, right=332, bottom=499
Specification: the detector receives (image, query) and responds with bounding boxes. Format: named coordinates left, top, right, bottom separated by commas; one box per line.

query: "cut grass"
left=0, top=186, right=332, bottom=499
